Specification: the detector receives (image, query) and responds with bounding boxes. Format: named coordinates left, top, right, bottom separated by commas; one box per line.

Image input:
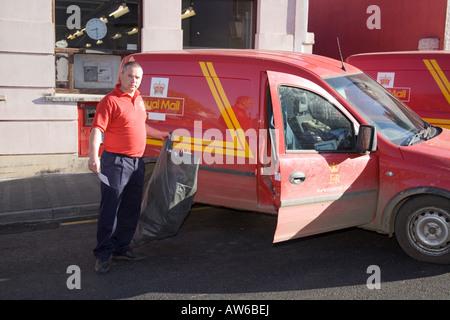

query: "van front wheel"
left=395, top=195, right=450, bottom=264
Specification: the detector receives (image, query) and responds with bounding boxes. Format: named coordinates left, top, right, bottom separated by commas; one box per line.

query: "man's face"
left=120, top=66, right=143, bottom=94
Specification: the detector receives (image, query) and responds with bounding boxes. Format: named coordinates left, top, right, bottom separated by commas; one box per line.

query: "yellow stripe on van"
left=424, top=59, right=450, bottom=104
left=147, top=134, right=249, bottom=157
left=205, top=63, right=245, bottom=147
left=146, top=62, right=254, bottom=160
left=199, top=62, right=244, bottom=149
left=199, top=61, right=254, bottom=159
left=423, top=118, right=450, bottom=129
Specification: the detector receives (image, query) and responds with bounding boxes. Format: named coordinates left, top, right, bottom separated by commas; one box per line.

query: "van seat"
left=291, top=100, right=313, bottom=134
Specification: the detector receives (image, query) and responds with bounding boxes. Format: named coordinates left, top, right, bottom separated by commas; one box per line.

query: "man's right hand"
left=88, top=156, right=100, bottom=174
left=88, top=127, right=103, bottom=174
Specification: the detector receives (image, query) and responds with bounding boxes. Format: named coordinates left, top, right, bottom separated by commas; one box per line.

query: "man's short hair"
left=121, top=61, right=142, bottom=74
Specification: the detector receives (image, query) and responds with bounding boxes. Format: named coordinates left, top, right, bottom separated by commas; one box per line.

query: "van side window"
left=279, top=86, right=354, bottom=152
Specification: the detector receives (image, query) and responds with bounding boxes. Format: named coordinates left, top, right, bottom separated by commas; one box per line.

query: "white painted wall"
left=255, top=0, right=313, bottom=53
left=0, top=0, right=78, bottom=178
left=141, top=0, right=183, bottom=51
left=445, top=0, right=450, bottom=50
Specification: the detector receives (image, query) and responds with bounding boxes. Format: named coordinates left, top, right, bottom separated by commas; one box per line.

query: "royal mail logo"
left=153, top=82, right=166, bottom=95
left=329, top=163, right=339, bottom=173
left=377, top=72, right=395, bottom=88
left=142, top=96, right=184, bottom=116
left=387, top=87, right=411, bottom=102
left=379, top=75, right=391, bottom=86
left=329, top=163, right=340, bottom=184
left=150, top=77, right=169, bottom=97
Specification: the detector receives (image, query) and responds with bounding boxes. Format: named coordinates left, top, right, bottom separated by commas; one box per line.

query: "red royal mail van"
left=346, top=51, right=450, bottom=130
left=121, top=50, right=450, bottom=264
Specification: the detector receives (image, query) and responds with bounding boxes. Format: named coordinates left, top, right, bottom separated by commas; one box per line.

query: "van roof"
left=348, top=50, right=450, bottom=58
left=346, top=51, right=450, bottom=71
left=131, top=49, right=360, bottom=78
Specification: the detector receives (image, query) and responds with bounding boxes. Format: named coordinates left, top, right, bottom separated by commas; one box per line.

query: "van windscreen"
left=324, top=73, right=437, bottom=146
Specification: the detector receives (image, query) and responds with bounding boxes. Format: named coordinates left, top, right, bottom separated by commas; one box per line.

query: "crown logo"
left=329, top=163, right=339, bottom=173
left=379, top=75, right=391, bottom=86
left=153, top=82, right=165, bottom=95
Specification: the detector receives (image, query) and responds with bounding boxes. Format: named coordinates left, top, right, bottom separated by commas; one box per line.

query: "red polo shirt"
left=92, top=84, right=147, bottom=157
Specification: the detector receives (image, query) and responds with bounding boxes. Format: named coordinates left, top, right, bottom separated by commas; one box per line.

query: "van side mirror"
left=356, top=125, right=377, bottom=153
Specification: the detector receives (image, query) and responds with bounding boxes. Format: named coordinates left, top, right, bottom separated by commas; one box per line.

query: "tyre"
left=395, top=195, right=450, bottom=264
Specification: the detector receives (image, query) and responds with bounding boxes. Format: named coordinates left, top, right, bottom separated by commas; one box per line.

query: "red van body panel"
left=346, top=51, right=450, bottom=129
left=122, top=50, right=361, bottom=215
left=117, top=50, right=450, bottom=263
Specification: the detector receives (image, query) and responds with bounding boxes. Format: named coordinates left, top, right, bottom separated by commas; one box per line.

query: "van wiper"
left=406, top=124, right=432, bottom=146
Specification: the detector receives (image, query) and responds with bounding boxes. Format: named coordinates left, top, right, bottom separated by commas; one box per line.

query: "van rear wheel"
left=395, top=195, right=450, bottom=264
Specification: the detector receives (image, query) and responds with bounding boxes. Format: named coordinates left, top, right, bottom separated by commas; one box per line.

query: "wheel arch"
left=382, top=187, right=450, bottom=236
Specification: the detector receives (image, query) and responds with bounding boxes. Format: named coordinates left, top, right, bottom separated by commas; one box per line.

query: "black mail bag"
left=132, top=138, right=199, bottom=247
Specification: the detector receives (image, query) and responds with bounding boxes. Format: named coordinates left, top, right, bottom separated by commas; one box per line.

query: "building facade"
left=0, top=0, right=313, bottom=180
left=309, top=0, right=450, bottom=60
left=2, top=0, right=449, bottom=180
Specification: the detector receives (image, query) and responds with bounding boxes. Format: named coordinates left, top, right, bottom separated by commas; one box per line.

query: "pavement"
left=0, top=173, right=101, bottom=226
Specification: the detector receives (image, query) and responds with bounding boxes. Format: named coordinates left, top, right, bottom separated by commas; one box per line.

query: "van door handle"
left=289, top=171, right=306, bottom=185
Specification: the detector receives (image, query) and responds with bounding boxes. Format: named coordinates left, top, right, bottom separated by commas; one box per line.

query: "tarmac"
left=0, top=173, right=101, bottom=227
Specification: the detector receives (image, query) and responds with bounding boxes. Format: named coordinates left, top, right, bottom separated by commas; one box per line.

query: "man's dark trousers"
left=94, top=150, right=145, bottom=260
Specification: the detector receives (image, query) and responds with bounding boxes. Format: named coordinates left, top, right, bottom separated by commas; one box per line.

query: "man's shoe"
left=112, top=250, right=146, bottom=261
left=95, top=258, right=110, bottom=274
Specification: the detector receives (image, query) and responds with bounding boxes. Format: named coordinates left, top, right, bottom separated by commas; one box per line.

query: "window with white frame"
left=54, top=0, right=141, bottom=93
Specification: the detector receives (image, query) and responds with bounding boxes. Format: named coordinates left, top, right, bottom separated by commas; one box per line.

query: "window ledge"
left=45, top=93, right=105, bottom=102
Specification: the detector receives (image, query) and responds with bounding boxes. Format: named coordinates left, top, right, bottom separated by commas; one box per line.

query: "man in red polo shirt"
left=88, top=61, right=170, bottom=274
